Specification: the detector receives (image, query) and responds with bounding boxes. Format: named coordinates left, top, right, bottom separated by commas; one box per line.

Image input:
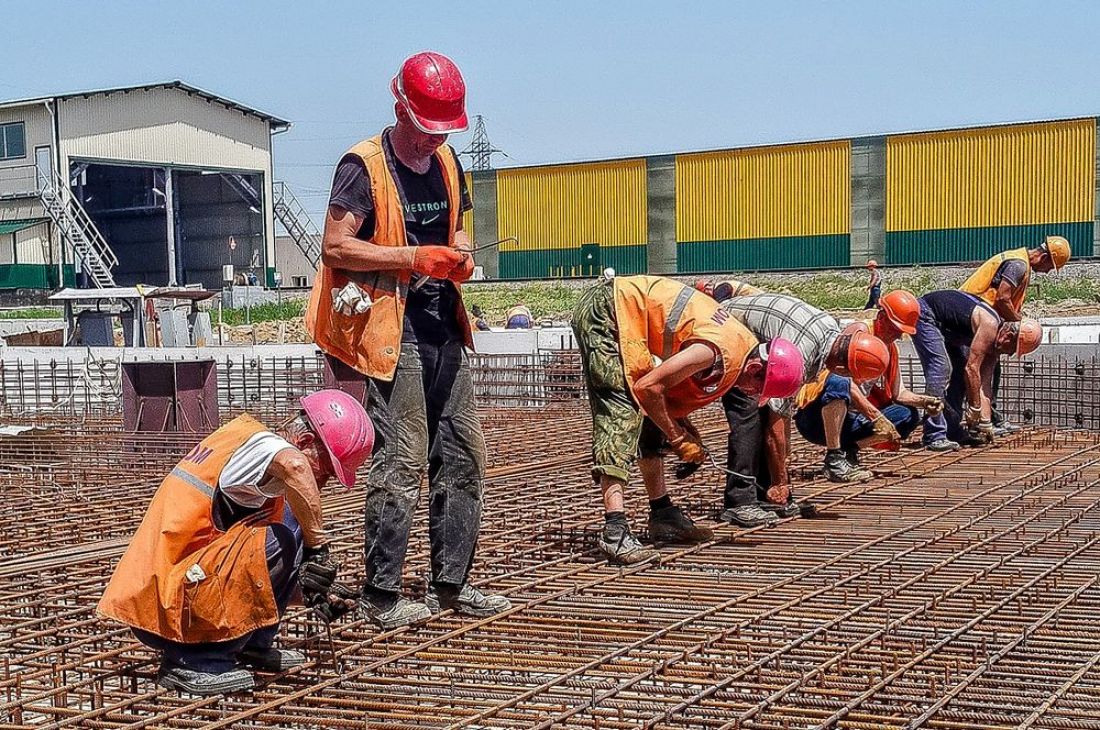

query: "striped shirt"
left=722, top=293, right=841, bottom=414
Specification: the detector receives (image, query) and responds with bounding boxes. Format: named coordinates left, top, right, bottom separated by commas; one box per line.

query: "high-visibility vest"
left=98, top=415, right=287, bottom=644
left=305, top=133, right=474, bottom=381
left=959, top=248, right=1030, bottom=313
left=613, top=275, right=758, bottom=419
left=795, top=341, right=899, bottom=409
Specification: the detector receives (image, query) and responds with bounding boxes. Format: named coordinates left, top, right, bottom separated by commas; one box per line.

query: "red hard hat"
left=866, top=260, right=878, bottom=268
left=758, top=337, right=804, bottom=404
left=878, top=289, right=919, bottom=336
left=392, top=51, right=468, bottom=134
left=301, top=389, right=375, bottom=488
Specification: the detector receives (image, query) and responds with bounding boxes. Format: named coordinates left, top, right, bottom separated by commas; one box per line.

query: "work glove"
left=969, top=420, right=995, bottom=444
left=870, top=414, right=901, bottom=448
left=300, top=544, right=338, bottom=604
left=447, top=251, right=475, bottom=283
left=310, top=582, right=359, bottom=623
left=669, top=431, right=705, bottom=465
left=766, top=483, right=791, bottom=505
left=922, top=396, right=944, bottom=417
left=331, top=282, right=372, bottom=317
left=964, top=404, right=983, bottom=428
left=412, top=246, right=466, bottom=279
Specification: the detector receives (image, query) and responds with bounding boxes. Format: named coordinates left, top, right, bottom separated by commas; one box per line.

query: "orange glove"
left=766, top=483, right=790, bottom=505
left=669, top=431, right=705, bottom=465
left=412, top=246, right=465, bottom=278
left=448, top=251, right=475, bottom=283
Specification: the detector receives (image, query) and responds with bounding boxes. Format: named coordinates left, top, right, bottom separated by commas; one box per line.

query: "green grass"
left=0, top=307, right=63, bottom=319
left=218, top=299, right=305, bottom=326
left=463, top=282, right=582, bottom=323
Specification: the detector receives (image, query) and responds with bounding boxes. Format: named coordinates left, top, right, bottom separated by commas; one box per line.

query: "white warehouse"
left=0, top=81, right=312, bottom=292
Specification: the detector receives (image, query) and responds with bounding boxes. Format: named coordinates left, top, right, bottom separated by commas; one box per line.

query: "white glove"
left=331, top=282, right=372, bottom=317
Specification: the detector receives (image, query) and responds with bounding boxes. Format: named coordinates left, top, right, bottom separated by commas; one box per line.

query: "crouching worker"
left=97, top=390, right=374, bottom=695
left=572, top=274, right=803, bottom=564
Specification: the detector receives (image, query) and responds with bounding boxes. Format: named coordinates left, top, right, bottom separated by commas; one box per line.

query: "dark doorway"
left=176, top=171, right=264, bottom=289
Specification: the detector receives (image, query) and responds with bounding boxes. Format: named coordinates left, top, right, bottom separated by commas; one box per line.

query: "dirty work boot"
left=993, top=421, right=1021, bottom=436
left=759, top=500, right=801, bottom=518
left=359, top=589, right=431, bottom=631
left=238, top=646, right=306, bottom=672
left=425, top=583, right=512, bottom=618
left=156, top=666, right=254, bottom=695
left=648, top=504, right=714, bottom=544
left=720, top=503, right=779, bottom=528
left=598, top=522, right=659, bottom=565
left=926, top=438, right=960, bottom=452
left=824, top=449, right=873, bottom=483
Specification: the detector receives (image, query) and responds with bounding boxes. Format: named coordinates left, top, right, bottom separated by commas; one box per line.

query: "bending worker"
left=913, top=290, right=1043, bottom=448
left=794, top=290, right=943, bottom=472
left=720, top=291, right=890, bottom=526
left=572, top=274, right=803, bottom=564
left=98, top=390, right=374, bottom=695
left=306, top=51, right=509, bottom=630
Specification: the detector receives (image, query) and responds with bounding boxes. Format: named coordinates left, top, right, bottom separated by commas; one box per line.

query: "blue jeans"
left=864, top=285, right=882, bottom=310
left=912, top=308, right=969, bottom=444
left=133, top=506, right=303, bottom=674
left=795, top=374, right=920, bottom=449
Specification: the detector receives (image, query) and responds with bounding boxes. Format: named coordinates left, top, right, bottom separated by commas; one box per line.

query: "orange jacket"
left=613, top=276, right=758, bottom=419
left=97, top=415, right=286, bottom=644
left=960, top=247, right=1030, bottom=313
left=306, top=133, right=474, bottom=381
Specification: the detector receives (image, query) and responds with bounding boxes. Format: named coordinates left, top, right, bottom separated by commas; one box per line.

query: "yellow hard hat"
left=1043, top=235, right=1071, bottom=272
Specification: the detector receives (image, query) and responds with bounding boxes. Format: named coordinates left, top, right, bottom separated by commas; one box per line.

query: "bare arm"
left=266, top=449, right=328, bottom=549
left=966, top=312, right=999, bottom=416
left=847, top=381, right=881, bottom=420
left=992, top=280, right=1022, bottom=322
left=321, top=205, right=416, bottom=272
left=764, top=410, right=790, bottom=488
left=633, top=343, right=717, bottom=442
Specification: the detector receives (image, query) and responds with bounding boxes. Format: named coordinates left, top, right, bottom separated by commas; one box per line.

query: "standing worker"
left=864, top=260, right=882, bottom=310
left=98, top=391, right=373, bottom=695
left=572, top=275, right=803, bottom=564
left=305, top=51, right=510, bottom=630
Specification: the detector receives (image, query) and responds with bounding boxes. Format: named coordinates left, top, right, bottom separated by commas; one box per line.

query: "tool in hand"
left=410, top=237, right=518, bottom=292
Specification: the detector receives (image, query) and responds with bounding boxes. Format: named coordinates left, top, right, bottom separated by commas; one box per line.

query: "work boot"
left=359, top=590, right=431, bottom=631
left=926, top=438, right=960, bottom=452
left=156, top=666, right=254, bottom=695
left=598, top=522, right=659, bottom=565
left=238, top=646, right=306, bottom=672
left=993, top=421, right=1021, bottom=436
left=824, top=449, right=872, bottom=482
left=720, top=504, right=779, bottom=528
left=759, top=500, right=801, bottom=518
left=648, top=505, right=714, bottom=544
left=424, top=583, right=512, bottom=618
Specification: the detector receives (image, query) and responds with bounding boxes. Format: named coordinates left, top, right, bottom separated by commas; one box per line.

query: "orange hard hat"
left=878, top=290, right=919, bottom=335
left=1042, top=235, right=1071, bottom=272
left=866, top=260, right=878, bottom=268
left=846, top=330, right=890, bottom=383
left=1015, top=318, right=1043, bottom=357
left=392, top=51, right=468, bottom=134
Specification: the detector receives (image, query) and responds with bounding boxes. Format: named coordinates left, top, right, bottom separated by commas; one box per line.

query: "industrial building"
left=468, top=116, right=1099, bottom=279
left=0, top=81, right=311, bottom=291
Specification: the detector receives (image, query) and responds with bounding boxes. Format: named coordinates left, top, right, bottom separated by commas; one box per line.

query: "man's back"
left=723, top=293, right=839, bottom=382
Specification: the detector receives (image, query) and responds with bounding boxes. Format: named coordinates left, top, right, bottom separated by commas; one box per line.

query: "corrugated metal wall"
left=886, top=119, right=1096, bottom=263
left=496, top=160, right=647, bottom=278
left=675, top=141, right=851, bottom=271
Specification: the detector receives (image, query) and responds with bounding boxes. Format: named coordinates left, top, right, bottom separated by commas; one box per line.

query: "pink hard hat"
left=758, top=337, right=804, bottom=405
left=300, top=389, right=375, bottom=488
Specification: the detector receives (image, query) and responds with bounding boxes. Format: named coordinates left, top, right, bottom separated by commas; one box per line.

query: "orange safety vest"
left=959, top=248, right=1031, bottom=313
left=613, top=275, right=758, bottom=419
left=97, top=415, right=286, bottom=644
left=796, top=340, right=899, bottom=409
left=305, top=133, right=474, bottom=381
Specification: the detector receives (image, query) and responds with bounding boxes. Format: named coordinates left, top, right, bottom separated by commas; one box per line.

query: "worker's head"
left=829, top=325, right=890, bottom=383
left=866, top=259, right=878, bottom=269
left=471, top=304, right=484, bottom=317
left=392, top=51, right=467, bottom=155
left=1031, top=235, right=1071, bottom=273
left=874, top=290, right=920, bottom=342
left=736, top=338, right=804, bottom=405
left=693, top=279, right=713, bottom=296
left=996, top=318, right=1043, bottom=357
left=292, top=389, right=375, bottom=488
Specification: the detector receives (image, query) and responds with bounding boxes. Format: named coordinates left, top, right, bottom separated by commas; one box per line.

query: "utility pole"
left=460, top=115, right=504, bottom=171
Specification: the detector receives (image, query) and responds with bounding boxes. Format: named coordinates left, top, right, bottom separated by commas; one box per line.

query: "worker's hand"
left=964, top=404, right=983, bottom=428
left=309, top=582, right=359, bottom=623
left=969, top=420, right=995, bottom=444
left=677, top=417, right=702, bottom=441
left=331, top=282, right=372, bottom=317
left=412, top=246, right=466, bottom=279
left=669, top=430, right=705, bottom=465
left=922, top=396, right=944, bottom=417
left=446, top=251, right=475, bottom=283
left=870, top=414, right=901, bottom=447
left=300, top=544, right=338, bottom=601
left=766, top=483, right=790, bottom=505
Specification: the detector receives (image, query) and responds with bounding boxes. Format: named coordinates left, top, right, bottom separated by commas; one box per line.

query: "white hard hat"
left=602, top=267, right=616, bottom=281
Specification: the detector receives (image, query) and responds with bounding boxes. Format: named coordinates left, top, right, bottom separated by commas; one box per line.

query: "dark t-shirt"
left=921, top=290, right=997, bottom=346
left=329, top=132, right=472, bottom=344
left=990, top=259, right=1028, bottom=292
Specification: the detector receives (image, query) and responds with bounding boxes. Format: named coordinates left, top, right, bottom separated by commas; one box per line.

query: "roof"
left=0, top=81, right=290, bottom=129
left=0, top=218, right=47, bottom=236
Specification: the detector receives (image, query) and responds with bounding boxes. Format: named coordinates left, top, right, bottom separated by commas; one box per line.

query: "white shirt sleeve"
left=218, top=431, right=295, bottom=508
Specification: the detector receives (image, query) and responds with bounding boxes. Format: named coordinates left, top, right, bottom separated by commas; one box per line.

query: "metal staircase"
left=37, top=169, right=118, bottom=288
left=272, top=181, right=321, bottom=270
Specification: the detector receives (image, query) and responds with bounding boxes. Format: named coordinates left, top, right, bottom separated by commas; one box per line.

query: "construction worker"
left=712, top=279, right=764, bottom=302
left=97, top=390, right=373, bottom=695
left=960, top=235, right=1070, bottom=432
left=913, top=290, right=1043, bottom=448
left=794, top=290, right=942, bottom=473
left=470, top=304, right=491, bottom=331
left=305, top=51, right=510, bottom=630
left=864, top=260, right=882, bottom=309
left=505, top=304, right=533, bottom=329
left=719, top=293, right=890, bottom=526
left=572, top=275, right=803, bottom=564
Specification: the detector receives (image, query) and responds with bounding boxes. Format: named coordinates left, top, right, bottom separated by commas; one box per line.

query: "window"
left=0, top=122, right=25, bottom=160
left=292, top=275, right=308, bottom=287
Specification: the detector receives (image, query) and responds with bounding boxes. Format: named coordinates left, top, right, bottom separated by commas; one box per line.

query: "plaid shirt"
left=722, top=293, right=841, bottom=414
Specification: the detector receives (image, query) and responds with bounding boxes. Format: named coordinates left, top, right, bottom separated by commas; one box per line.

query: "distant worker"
left=306, top=51, right=510, bottom=630
left=711, top=279, right=763, bottom=303
left=471, top=304, right=491, bottom=331
left=572, top=275, right=803, bottom=564
left=720, top=293, right=890, bottom=526
left=505, top=305, right=533, bottom=329
left=98, top=390, right=373, bottom=695
left=913, top=290, right=1042, bottom=449
left=864, top=260, right=882, bottom=309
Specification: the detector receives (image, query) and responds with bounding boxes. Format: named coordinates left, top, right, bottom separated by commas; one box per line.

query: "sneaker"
left=824, top=449, right=873, bottom=483
left=992, top=419, right=1021, bottom=434
left=238, top=647, right=306, bottom=672
left=925, top=438, right=960, bottom=452
left=359, top=593, right=431, bottom=631
left=424, top=583, right=512, bottom=617
left=758, top=500, right=801, bottom=518
left=720, top=504, right=779, bottom=528
left=648, top=505, right=714, bottom=544
left=598, top=523, right=659, bottom=565
left=156, top=666, right=254, bottom=695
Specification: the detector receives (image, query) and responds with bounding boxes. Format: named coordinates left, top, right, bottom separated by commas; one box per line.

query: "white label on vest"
left=184, top=564, right=207, bottom=584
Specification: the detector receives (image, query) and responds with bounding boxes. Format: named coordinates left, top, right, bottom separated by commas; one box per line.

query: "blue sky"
left=2, top=0, right=1098, bottom=221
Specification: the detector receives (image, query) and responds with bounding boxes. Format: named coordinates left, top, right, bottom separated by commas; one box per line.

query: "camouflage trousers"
left=572, top=282, right=662, bottom=483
